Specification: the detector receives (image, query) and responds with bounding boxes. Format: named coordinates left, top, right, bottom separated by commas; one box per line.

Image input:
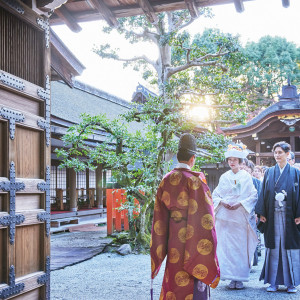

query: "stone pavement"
left=50, top=224, right=112, bottom=271
left=50, top=250, right=299, bottom=300
left=50, top=225, right=299, bottom=299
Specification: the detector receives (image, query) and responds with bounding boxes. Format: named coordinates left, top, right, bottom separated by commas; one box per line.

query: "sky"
left=52, top=0, right=300, bottom=102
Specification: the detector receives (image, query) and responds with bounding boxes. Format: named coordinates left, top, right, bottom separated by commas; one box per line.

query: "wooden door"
left=0, top=1, right=51, bottom=299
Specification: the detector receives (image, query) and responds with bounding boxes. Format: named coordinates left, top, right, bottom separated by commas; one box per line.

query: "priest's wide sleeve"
left=150, top=184, right=169, bottom=279
left=183, top=176, right=220, bottom=288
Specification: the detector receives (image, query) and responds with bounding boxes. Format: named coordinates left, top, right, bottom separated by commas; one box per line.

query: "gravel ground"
left=50, top=251, right=299, bottom=300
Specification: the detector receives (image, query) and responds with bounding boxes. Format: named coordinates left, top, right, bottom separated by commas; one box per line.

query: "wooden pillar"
left=56, top=189, right=64, bottom=211
left=290, top=136, right=295, bottom=152
left=55, top=165, right=58, bottom=191
left=103, top=170, right=107, bottom=207
left=86, top=168, right=90, bottom=207
left=86, top=168, right=90, bottom=190
left=96, top=164, right=103, bottom=209
left=69, top=168, right=77, bottom=211
left=255, top=141, right=261, bottom=165
left=66, top=167, right=69, bottom=198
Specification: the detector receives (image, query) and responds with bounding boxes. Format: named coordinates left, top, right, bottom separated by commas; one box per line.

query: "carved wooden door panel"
left=0, top=1, right=51, bottom=299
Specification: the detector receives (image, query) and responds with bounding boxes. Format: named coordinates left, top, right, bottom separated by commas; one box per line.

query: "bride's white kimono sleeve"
left=212, top=170, right=257, bottom=215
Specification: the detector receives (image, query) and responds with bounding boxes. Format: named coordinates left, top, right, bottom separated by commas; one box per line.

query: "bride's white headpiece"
left=225, top=143, right=248, bottom=159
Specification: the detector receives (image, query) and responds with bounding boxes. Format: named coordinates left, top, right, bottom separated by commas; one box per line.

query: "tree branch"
left=109, top=54, right=157, bottom=68
left=166, top=60, right=228, bottom=78
left=195, top=48, right=228, bottom=62
left=120, top=27, right=159, bottom=43
left=177, top=90, right=218, bottom=97
left=177, top=17, right=195, bottom=31
left=182, top=102, right=231, bottom=108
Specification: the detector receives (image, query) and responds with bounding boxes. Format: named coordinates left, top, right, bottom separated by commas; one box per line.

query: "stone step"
left=51, top=217, right=79, bottom=228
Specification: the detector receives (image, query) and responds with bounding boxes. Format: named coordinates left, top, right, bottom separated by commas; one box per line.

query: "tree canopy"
left=94, top=11, right=248, bottom=126
left=241, top=36, right=300, bottom=110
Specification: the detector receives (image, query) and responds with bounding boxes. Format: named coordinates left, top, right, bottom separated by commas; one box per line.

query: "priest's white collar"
left=176, top=163, right=191, bottom=170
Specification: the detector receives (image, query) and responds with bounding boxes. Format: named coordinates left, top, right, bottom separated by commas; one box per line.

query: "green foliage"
left=194, top=131, right=231, bottom=168
left=242, top=36, right=300, bottom=109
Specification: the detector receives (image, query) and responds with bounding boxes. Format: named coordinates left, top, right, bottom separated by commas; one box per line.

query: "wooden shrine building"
left=50, top=80, right=144, bottom=216
left=0, top=0, right=291, bottom=299
left=222, top=82, right=300, bottom=166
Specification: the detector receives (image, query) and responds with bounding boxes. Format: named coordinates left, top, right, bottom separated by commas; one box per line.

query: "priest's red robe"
left=150, top=168, right=220, bottom=300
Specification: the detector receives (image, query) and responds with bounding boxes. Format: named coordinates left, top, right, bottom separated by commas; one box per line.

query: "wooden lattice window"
left=106, top=170, right=115, bottom=183
left=76, top=171, right=86, bottom=189
left=50, top=166, right=56, bottom=200
left=89, top=170, right=96, bottom=188
left=57, top=167, right=67, bottom=191
left=0, top=6, right=44, bottom=86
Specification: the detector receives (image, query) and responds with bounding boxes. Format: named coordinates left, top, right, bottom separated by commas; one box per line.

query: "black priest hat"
left=178, top=133, right=198, bottom=156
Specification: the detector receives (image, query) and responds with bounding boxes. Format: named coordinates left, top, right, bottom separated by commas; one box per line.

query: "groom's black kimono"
left=255, top=163, right=300, bottom=249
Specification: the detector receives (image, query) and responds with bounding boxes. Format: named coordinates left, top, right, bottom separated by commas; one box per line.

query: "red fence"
left=106, top=189, right=129, bottom=235
left=106, top=189, right=140, bottom=235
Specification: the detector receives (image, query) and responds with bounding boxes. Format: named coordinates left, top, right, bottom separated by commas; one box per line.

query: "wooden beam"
left=89, top=0, right=119, bottom=27
left=184, top=0, right=199, bottom=19
left=37, top=0, right=68, bottom=10
left=233, top=0, right=244, bottom=13
left=55, top=5, right=82, bottom=32
left=137, top=0, right=158, bottom=24
left=37, top=0, right=55, bottom=7
left=258, top=131, right=300, bottom=139
left=50, top=0, right=253, bottom=26
left=282, top=0, right=290, bottom=8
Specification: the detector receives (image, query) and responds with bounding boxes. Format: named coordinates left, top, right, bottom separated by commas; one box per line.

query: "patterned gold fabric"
left=151, top=168, right=220, bottom=299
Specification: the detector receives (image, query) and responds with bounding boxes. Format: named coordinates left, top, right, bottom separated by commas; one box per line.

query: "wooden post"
left=55, top=165, right=58, bottom=192
left=56, top=188, right=64, bottom=210
left=103, top=170, right=107, bottom=207
left=255, top=141, right=261, bottom=165
left=96, top=164, right=103, bottom=209
left=69, top=168, right=77, bottom=211
left=89, top=188, right=95, bottom=207
left=86, top=168, right=89, bottom=189
left=86, top=168, right=90, bottom=207
left=290, top=136, right=295, bottom=152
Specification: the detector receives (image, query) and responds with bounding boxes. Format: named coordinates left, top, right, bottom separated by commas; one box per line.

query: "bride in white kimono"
left=212, top=144, right=258, bottom=289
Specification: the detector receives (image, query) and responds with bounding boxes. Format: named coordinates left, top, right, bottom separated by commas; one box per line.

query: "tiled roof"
left=222, top=84, right=300, bottom=132
left=51, top=80, right=144, bottom=133
left=222, top=101, right=300, bottom=131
